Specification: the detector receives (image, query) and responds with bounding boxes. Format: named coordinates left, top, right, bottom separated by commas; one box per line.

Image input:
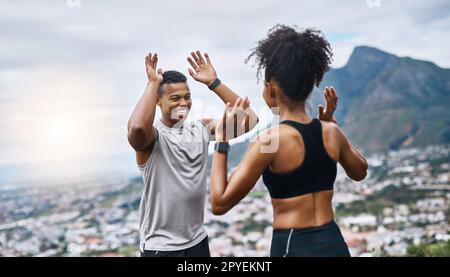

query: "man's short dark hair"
left=158, top=70, right=187, bottom=96
left=246, top=25, right=333, bottom=102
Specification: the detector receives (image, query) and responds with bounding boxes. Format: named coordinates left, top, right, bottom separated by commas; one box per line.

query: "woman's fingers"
left=327, top=88, right=334, bottom=112
left=239, top=97, right=249, bottom=109
left=218, top=103, right=229, bottom=125
left=219, top=98, right=251, bottom=139
left=224, top=98, right=241, bottom=130
left=330, top=87, right=338, bottom=109
left=223, top=102, right=231, bottom=119
left=241, top=111, right=250, bottom=130
left=238, top=98, right=250, bottom=134
left=232, top=97, right=242, bottom=112
left=328, top=87, right=336, bottom=111
left=216, top=103, right=230, bottom=141
left=324, top=87, right=332, bottom=113
left=325, top=87, right=332, bottom=111
left=318, top=104, right=325, bottom=119
left=225, top=97, right=250, bottom=121
left=230, top=97, right=249, bottom=123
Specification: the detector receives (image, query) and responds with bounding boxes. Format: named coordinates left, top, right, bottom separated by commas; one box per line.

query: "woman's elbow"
left=362, top=158, right=369, bottom=171
left=211, top=200, right=229, bottom=215
left=354, top=172, right=367, bottom=182
left=359, top=160, right=369, bottom=179
left=350, top=169, right=367, bottom=182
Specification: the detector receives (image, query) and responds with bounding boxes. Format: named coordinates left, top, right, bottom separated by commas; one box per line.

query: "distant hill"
left=223, top=46, right=450, bottom=167
left=310, top=46, right=450, bottom=152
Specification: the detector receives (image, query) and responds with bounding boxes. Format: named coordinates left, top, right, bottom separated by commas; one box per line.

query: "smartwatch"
left=208, top=78, right=221, bottom=90
left=214, top=142, right=230, bottom=154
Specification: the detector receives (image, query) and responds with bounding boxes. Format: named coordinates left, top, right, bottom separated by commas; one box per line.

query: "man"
left=127, top=50, right=258, bottom=257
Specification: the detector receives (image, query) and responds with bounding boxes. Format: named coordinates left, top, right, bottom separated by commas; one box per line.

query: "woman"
left=210, top=25, right=368, bottom=257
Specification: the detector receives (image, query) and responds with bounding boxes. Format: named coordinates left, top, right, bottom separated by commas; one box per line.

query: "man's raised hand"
left=187, top=50, right=217, bottom=86
left=145, top=53, right=163, bottom=84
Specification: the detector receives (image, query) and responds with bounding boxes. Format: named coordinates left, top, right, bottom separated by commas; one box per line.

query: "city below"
left=0, top=144, right=449, bottom=257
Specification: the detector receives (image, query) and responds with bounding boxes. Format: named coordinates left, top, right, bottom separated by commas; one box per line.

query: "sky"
left=0, top=0, right=449, bottom=183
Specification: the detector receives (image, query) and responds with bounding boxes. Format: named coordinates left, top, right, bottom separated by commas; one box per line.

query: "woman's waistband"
left=272, top=220, right=338, bottom=234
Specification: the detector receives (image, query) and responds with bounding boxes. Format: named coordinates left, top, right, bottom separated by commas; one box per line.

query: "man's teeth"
left=173, top=108, right=188, bottom=118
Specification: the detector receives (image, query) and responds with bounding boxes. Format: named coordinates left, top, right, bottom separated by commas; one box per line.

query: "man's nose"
left=179, top=99, right=188, bottom=107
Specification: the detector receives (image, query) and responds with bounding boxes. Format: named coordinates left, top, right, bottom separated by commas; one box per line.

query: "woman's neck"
left=278, top=101, right=312, bottom=123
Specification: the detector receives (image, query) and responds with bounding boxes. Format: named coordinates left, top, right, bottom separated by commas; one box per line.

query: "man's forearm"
left=211, top=82, right=239, bottom=104
left=212, top=82, right=259, bottom=131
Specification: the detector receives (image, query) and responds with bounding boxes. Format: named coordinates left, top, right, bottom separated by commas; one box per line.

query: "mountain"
left=224, top=46, right=450, bottom=166
left=308, top=46, right=450, bottom=152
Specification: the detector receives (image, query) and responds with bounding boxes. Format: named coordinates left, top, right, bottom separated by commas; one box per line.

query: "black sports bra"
left=262, top=118, right=337, bottom=199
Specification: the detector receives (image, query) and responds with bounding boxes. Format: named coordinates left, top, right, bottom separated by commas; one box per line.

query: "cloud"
left=0, top=65, right=127, bottom=163
left=0, top=0, right=449, bottom=180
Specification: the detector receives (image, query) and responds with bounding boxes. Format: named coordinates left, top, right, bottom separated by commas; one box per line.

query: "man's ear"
left=156, top=96, right=161, bottom=107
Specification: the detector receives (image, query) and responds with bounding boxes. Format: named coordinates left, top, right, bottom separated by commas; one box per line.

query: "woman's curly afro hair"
left=246, top=24, right=333, bottom=102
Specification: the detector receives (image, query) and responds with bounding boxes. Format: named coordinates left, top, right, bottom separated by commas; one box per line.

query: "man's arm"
left=127, top=53, right=163, bottom=153
left=187, top=51, right=259, bottom=138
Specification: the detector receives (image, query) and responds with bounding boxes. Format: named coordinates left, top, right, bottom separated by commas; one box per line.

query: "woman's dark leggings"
left=270, top=221, right=351, bottom=257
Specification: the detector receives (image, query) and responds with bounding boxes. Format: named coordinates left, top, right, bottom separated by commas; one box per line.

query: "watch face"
left=216, top=142, right=229, bottom=153
left=209, top=79, right=221, bottom=90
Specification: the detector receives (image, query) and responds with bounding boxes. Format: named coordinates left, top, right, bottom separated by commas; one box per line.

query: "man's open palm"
left=187, top=50, right=217, bottom=85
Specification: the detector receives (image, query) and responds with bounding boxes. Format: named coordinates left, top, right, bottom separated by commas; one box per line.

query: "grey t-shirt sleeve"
left=137, top=128, right=160, bottom=172
left=198, top=119, right=215, bottom=142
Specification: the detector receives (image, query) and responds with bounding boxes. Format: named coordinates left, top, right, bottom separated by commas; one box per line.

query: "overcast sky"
left=0, top=0, right=449, bottom=182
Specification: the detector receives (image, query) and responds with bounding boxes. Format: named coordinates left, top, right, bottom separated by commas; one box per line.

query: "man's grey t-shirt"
left=138, top=119, right=212, bottom=251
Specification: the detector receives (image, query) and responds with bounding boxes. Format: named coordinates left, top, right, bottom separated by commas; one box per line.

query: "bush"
left=407, top=240, right=450, bottom=257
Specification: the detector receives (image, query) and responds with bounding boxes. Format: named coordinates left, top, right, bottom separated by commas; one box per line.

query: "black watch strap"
left=208, top=78, right=221, bottom=90
left=214, top=142, right=229, bottom=153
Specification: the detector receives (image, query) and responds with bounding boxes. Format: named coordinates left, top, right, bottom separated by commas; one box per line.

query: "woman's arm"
left=211, top=136, right=275, bottom=215
left=335, top=126, right=368, bottom=181
left=210, top=99, right=275, bottom=215
left=317, top=86, right=367, bottom=181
